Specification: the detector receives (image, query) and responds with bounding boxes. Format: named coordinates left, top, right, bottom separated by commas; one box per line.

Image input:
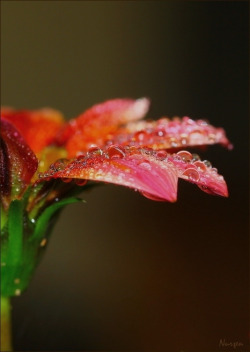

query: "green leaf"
left=7, top=199, right=23, bottom=267
left=31, top=197, right=84, bottom=242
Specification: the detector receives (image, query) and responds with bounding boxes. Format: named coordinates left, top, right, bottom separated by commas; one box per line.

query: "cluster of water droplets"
left=38, top=141, right=222, bottom=192
left=102, top=116, right=226, bottom=149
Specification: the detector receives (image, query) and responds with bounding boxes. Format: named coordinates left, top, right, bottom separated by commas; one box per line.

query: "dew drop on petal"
left=180, top=134, right=189, bottom=145
left=107, top=145, right=125, bottom=159
left=176, top=150, right=193, bottom=162
left=87, top=147, right=103, bottom=157
left=155, top=129, right=166, bottom=137
left=208, top=133, right=216, bottom=142
left=189, top=130, right=203, bottom=144
left=156, top=150, right=168, bottom=160
left=75, top=179, right=88, bottom=186
left=62, top=178, right=72, bottom=183
left=138, top=160, right=152, bottom=171
left=134, top=130, right=148, bottom=142
left=193, top=161, right=207, bottom=172
left=191, top=154, right=200, bottom=162
left=169, top=137, right=178, bottom=147
left=51, top=159, right=68, bottom=171
left=203, top=160, right=212, bottom=168
left=182, top=168, right=200, bottom=182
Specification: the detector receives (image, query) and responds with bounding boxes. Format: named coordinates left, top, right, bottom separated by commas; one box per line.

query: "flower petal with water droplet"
left=104, top=116, right=231, bottom=150
left=55, top=98, right=150, bottom=157
left=38, top=146, right=178, bottom=202
left=39, top=146, right=228, bottom=200
left=168, top=152, right=228, bottom=197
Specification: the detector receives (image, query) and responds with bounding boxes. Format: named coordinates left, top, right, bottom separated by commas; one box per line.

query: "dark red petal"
left=0, top=119, right=38, bottom=208
left=1, top=107, right=64, bottom=153
left=55, top=98, right=150, bottom=157
left=102, top=116, right=231, bottom=150
left=38, top=146, right=228, bottom=202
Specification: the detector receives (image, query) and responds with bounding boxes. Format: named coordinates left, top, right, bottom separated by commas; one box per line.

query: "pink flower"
left=1, top=98, right=230, bottom=208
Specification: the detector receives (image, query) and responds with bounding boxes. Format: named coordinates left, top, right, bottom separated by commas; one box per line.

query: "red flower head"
left=1, top=98, right=231, bottom=207
left=0, top=98, right=231, bottom=296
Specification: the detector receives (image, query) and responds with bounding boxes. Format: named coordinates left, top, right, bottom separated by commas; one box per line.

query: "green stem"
left=1, top=296, right=13, bottom=352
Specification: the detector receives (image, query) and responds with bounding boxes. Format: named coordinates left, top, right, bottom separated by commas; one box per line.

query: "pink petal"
left=55, top=98, right=150, bottom=157
left=39, top=145, right=178, bottom=202
left=38, top=146, right=228, bottom=202
left=167, top=150, right=228, bottom=197
left=103, top=116, right=231, bottom=150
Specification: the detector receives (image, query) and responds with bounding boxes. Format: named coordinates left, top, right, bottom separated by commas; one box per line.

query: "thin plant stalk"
left=1, top=296, right=13, bottom=352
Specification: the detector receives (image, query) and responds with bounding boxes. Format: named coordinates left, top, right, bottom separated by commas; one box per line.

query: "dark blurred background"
left=1, top=1, right=249, bottom=351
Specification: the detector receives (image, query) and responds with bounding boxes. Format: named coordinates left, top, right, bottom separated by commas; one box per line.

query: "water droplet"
left=180, top=134, right=189, bottom=145
left=169, top=137, right=178, bottom=147
left=75, top=179, right=87, bottom=186
left=138, top=160, right=152, bottom=171
left=15, top=289, right=21, bottom=296
left=134, top=130, right=148, bottom=142
left=208, top=133, right=216, bottom=142
left=182, top=168, right=200, bottom=182
left=155, top=129, right=165, bottom=137
left=197, top=119, right=208, bottom=126
left=156, top=150, right=168, bottom=160
left=184, top=117, right=195, bottom=125
left=176, top=151, right=192, bottom=162
left=193, top=161, right=207, bottom=172
left=203, top=160, right=212, bottom=168
left=211, top=167, right=218, bottom=173
left=189, top=130, right=203, bottom=143
left=40, top=238, right=47, bottom=247
left=191, top=154, right=200, bottom=161
left=51, top=159, right=68, bottom=171
left=107, top=145, right=125, bottom=159
left=30, top=218, right=36, bottom=224
left=87, top=147, right=103, bottom=157
left=14, top=278, right=20, bottom=284
left=62, top=178, right=72, bottom=183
